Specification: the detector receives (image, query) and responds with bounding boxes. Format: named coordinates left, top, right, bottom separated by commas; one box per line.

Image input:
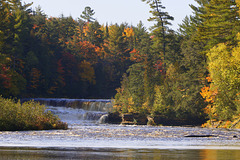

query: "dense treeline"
left=2, top=0, right=240, bottom=127
left=0, top=0, right=140, bottom=98
left=114, top=0, right=240, bottom=127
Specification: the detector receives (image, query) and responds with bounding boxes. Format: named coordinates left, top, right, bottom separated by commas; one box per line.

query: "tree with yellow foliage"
left=206, top=35, right=240, bottom=120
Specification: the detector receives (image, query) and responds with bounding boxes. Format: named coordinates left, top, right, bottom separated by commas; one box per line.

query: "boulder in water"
left=83, top=112, right=106, bottom=120
left=147, top=116, right=156, bottom=126
left=108, top=112, right=122, bottom=124
left=184, top=134, right=216, bottom=138
left=121, top=114, right=135, bottom=125
left=133, top=113, right=148, bottom=125
left=98, top=114, right=109, bottom=124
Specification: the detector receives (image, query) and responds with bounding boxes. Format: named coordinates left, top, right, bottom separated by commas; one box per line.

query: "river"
left=1, top=98, right=240, bottom=159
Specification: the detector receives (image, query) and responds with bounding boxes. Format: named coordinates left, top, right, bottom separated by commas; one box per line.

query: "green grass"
left=0, top=96, right=68, bottom=131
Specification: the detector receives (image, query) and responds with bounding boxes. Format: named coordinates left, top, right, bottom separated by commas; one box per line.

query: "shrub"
left=0, top=96, right=68, bottom=131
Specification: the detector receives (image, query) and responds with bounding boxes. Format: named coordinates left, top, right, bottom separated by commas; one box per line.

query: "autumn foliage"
left=2, top=0, right=240, bottom=128
left=0, top=1, right=136, bottom=98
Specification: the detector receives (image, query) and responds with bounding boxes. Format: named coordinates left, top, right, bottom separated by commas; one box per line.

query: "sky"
left=22, top=0, right=198, bottom=31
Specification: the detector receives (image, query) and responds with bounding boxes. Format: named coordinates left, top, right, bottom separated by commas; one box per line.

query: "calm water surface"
left=1, top=147, right=240, bottom=160
left=1, top=99, right=240, bottom=159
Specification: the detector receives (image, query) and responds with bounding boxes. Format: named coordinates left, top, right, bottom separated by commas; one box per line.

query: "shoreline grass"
left=0, top=96, right=68, bottom=131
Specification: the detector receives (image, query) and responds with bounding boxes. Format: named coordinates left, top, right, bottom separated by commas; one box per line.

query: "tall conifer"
left=142, top=0, right=173, bottom=67
left=196, top=0, right=239, bottom=50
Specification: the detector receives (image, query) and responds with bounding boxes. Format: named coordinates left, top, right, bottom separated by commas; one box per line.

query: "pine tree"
left=189, top=0, right=210, bottom=26
left=196, top=0, right=239, bottom=50
left=142, top=0, right=173, bottom=66
left=0, top=0, right=10, bottom=54
left=178, top=16, right=196, bottom=38
left=80, top=6, right=95, bottom=23
left=82, top=21, right=103, bottom=47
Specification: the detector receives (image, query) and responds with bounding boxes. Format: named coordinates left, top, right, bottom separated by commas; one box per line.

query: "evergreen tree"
left=196, top=0, right=239, bottom=50
left=178, top=16, right=196, bottom=38
left=0, top=0, right=33, bottom=96
left=128, top=23, right=154, bottom=113
left=142, top=0, right=173, bottom=67
left=82, top=21, right=103, bottom=47
left=189, top=0, right=209, bottom=26
left=80, top=6, right=95, bottom=22
left=0, top=0, right=10, bottom=57
left=169, top=0, right=210, bottom=123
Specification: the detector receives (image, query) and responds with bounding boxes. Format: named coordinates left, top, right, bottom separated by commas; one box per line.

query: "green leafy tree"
left=113, top=23, right=154, bottom=114
left=207, top=39, right=240, bottom=120
left=172, top=39, right=207, bottom=122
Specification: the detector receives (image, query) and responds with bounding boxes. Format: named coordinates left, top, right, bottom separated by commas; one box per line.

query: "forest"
left=1, top=0, right=240, bottom=127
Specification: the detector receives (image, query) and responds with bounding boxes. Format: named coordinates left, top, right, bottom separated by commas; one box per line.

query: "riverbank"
left=202, top=118, right=240, bottom=129
left=107, top=112, right=206, bottom=127
left=0, top=97, right=67, bottom=131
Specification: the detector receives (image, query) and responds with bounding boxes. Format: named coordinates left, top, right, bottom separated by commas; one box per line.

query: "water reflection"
left=199, top=149, right=240, bottom=160
left=0, top=148, right=239, bottom=160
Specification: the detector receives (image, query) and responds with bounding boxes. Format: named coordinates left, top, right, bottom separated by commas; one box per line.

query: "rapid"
left=1, top=98, right=240, bottom=159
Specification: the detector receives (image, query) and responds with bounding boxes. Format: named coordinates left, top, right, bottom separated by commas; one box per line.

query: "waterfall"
left=21, top=98, right=113, bottom=112
left=21, top=98, right=114, bottom=124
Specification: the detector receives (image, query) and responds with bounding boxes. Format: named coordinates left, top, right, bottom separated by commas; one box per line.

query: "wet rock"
left=83, top=112, right=106, bottom=120
left=122, top=114, right=134, bottom=122
left=184, top=134, right=216, bottom=138
left=121, top=114, right=135, bottom=125
left=147, top=116, right=156, bottom=126
left=133, top=114, right=148, bottom=125
left=233, top=135, right=238, bottom=138
left=108, top=112, right=122, bottom=124
left=119, top=114, right=148, bottom=125
left=153, top=115, right=199, bottom=126
left=153, top=115, right=169, bottom=125
left=98, top=114, right=109, bottom=124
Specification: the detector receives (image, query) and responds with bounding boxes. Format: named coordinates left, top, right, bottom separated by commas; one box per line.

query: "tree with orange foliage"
left=81, top=21, right=104, bottom=47
left=205, top=40, right=240, bottom=121
left=200, top=76, right=218, bottom=123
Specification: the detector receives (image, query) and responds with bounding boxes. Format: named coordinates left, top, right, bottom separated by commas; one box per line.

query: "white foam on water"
left=1, top=98, right=240, bottom=152
left=46, top=106, right=107, bottom=125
